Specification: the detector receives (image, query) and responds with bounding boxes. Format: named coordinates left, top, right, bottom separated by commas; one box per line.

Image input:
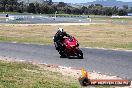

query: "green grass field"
left=0, top=60, right=114, bottom=88
left=0, top=61, right=80, bottom=88
left=0, top=23, right=132, bottom=50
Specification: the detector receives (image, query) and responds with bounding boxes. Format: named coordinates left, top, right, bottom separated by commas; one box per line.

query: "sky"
left=53, top=0, right=132, bottom=3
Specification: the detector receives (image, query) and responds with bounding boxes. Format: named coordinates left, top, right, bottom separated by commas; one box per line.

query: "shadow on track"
left=60, top=56, right=84, bottom=59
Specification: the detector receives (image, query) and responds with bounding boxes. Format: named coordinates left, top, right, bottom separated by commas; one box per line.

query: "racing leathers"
left=54, top=31, right=72, bottom=51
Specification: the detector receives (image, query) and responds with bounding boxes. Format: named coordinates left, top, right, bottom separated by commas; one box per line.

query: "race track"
left=0, top=14, right=90, bottom=24
left=0, top=42, right=132, bottom=79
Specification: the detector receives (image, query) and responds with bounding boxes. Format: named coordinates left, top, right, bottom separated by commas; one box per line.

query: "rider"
left=53, top=28, right=72, bottom=51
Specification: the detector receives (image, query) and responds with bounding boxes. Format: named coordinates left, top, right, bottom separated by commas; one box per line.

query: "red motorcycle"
left=54, top=37, right=83, bottom=59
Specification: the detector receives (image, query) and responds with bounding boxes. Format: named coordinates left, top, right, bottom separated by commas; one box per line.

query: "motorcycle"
left=54, top=37, right=83, bottom=59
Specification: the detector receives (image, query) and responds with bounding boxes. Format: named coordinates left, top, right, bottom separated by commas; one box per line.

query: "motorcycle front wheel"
left=59, top=50, right=67, bottom=58
left=77, top=49, right=83, bottom=59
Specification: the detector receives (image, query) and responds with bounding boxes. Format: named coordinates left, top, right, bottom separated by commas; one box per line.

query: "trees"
left=104, top=7, right=113, bottom=16
left=27, top=3, right=36, bottom=13
left=128, top=7, right=132, bottom=13
left=123, top=5, right=128, bottom=10
left=0, top=0, right=130, bottom=16
left=72, top=8, right=82, bottom=14
left=17, top=1, right=24, bottom=13
left=48, top=0, right=53, bottom=5
left=118, top=9, right=127, bottom=16
left=111, top=6, right=118, bottom=15
left=57, top=2, right=67, bottom=7
left=0, top=0, right=18, bottom=11
left=81, top=6, right=88, bottom=14
left=0, top=0, right=8, bottom=11
left=35, top=3, right=41, bottom=14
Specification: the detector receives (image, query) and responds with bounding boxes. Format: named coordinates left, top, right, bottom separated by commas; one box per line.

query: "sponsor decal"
left=79, top=68, right=131, bottom=86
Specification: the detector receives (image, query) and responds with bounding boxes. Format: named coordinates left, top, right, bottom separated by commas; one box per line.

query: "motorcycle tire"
left=54, top=42, right=58, bottom=50
left=77, top=49, right=83, bottom=59
left=59, top=50, right=67, bottom=58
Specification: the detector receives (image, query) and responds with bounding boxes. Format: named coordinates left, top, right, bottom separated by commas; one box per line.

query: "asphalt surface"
left=1, top=14, right=131, bottom=25
left=0, top=42, right=132, bottom=79
left=0, top=14, right=90, bottom=24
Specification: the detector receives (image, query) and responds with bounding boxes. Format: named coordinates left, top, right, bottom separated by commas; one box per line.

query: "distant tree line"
left=0, top=0, right=132, bottom=16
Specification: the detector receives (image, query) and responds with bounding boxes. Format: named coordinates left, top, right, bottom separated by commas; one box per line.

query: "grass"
left=0, top=60, right=81, bottom=88
left=0, top=12, right=34, bottom=15
left=91, top=16, right=132, bottom=23
left=0, top=60, right=114, bottom=88
left=0, top=23, right=132, bottom=50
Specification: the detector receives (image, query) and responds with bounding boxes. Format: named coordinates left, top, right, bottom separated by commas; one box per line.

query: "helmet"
left=57, top=28, right=64, bottom=35
left=58, top=28, right=64, bottom=33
